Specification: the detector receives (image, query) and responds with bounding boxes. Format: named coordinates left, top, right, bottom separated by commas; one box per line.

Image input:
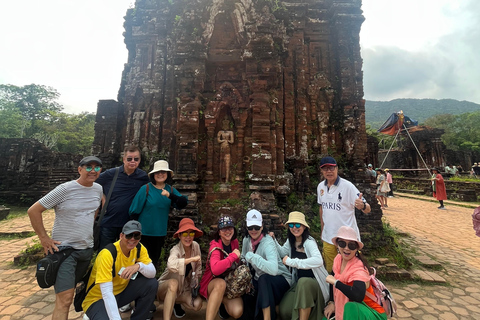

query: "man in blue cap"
left=317, top=156, right=371, bottom=272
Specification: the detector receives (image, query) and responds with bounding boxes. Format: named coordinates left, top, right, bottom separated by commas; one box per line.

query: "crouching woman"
left=323, top=226, right=386, bottom=320
left=157, top=218, right=203, bottom=320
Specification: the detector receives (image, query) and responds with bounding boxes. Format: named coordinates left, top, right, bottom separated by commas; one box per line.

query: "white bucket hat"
left=149, top=160, right=174, bottom=177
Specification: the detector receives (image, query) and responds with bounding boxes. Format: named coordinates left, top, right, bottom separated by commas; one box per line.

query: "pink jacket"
left=199, top=238, right=240, bottom=298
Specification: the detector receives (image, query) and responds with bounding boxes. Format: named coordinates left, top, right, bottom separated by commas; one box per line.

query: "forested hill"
left=365, top=98, right=480, bottom=129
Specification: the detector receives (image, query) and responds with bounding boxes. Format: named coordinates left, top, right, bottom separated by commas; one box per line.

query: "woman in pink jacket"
left=200, top=216, right=243, bottom=320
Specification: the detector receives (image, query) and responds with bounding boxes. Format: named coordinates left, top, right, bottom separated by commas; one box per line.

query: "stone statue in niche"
left=133, top=111, right=145, bottom=143
left=217, top=118, right=234, bottom=183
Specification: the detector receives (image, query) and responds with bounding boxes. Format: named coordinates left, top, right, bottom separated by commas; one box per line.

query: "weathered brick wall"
left=0, top=138, right=81, bottom=204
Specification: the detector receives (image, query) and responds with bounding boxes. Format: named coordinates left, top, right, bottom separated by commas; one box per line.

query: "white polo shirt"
left=317, top=176, right=364, bottom=244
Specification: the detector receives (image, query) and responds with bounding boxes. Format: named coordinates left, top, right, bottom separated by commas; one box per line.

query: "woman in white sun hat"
left=128, top=160, right=188, bottom=267
left=322, top=226, right=386, bottom=320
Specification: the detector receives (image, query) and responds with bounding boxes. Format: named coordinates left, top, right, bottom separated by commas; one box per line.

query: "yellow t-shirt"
left=82, top=241, right=152, bottom=312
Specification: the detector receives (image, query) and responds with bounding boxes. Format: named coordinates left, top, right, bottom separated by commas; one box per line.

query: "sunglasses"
left=321, top=166, right=337, bottom=172
left=125, top=232, right=141, bottom=240
left=288, top=223, right=302, bottom=229
left=85, top=166, right=101, bottom=172
left=247, top=225, right=261, bottom=231
left=126, top=157, right=140, bottom=162
left=181, top=232, right=196, bottom=237
left=337, top=240, right=358, bottom=250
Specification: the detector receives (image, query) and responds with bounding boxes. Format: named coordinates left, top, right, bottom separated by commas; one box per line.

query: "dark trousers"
left=240, top=274, right=290, bottom=320
left=141, top=235, right=166, bottom=267
left=98, top=226, right=123, bottom=251
left=86, top=274, right=158, bottom=320
left=388, top=183, right=394, bottom=197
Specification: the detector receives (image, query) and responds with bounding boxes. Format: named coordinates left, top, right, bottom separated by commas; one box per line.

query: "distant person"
left=474, top=163, right=480, bottom=177
left=431, top=168, right=447, bottom=210
left=444, top=165, right=452, bottom=178
left=82, top=221, right=158, bottom=320
left=96, top=145, right=149, bottom=251
left=27, top=156, right=103, bottom=320
left=457, top=165, right=463, bottom=175
left=375, top=168, right=387, bottom=209
left=385, top=168, right=394, bottom=197
left=366, top=164, right=376, bottom=183
left=317, top=156, right=371, bottom=272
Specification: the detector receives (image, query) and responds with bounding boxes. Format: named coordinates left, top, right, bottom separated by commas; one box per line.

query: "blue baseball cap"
left=320, top=156, right=337, bottom=167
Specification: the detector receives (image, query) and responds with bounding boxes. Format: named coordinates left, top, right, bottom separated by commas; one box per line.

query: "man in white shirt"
left=317, top=156, right=371, bottom=272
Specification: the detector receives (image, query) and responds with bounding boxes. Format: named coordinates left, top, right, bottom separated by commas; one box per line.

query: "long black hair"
left=287, top=227, right=311, bottom=256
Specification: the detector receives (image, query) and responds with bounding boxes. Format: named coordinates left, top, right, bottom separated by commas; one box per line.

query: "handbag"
left=93, top=167, right=120, bottom=251
left=36, top=248, right=75, bottom=288
left=207, top=247, right=252, bottom=299
left=380, top=182, right=390, bottom=193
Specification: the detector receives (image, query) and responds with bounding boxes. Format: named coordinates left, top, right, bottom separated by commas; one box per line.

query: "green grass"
left=2, top=204, right=29, bottom=219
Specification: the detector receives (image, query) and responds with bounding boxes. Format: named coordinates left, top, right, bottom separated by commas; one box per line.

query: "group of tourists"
left=27, top=149, right=388, bottom=320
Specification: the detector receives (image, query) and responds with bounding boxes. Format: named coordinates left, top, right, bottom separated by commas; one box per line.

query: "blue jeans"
left=98, top=226, right=123, bottom=251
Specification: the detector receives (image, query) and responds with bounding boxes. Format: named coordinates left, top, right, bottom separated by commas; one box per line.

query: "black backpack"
left=73, top=243, right=141, bottom=312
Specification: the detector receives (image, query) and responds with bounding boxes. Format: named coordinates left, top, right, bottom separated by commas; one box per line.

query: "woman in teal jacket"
left=239, top=209, right=292, bottom=320
left=129, top=160, right=187, bottom=266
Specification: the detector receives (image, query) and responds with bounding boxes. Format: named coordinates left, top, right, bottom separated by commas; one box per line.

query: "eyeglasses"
left=321, top=166, right=337, bottom=172
left=219, top=226, right=233, bottom=232
left=181, top=232, right=195, bottom=237
left=247, top=226, right=261, bottom=231
left=85, top=166, right=101, bottom=172
left=155, top=171, right=168, bottom=175
left=125, top=232, right=141, bottom=240
left=288, top=223, right=302, bottom=229
left=337, top=240, right=358, bottom=250
left=126, top=157, right=140, bottom=162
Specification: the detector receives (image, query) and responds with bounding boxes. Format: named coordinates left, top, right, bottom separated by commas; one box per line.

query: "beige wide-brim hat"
left=149, top=160, right=174, bottom=177
left=285, top=211, right=310, bottom=229
left=331, top=226, right=364, bottom=250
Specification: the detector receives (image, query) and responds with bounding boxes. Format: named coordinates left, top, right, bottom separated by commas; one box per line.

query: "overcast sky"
left=1, top=0, right=479, bottom=114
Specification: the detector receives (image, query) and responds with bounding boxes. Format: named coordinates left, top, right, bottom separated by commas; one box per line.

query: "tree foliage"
left=424, top=112, right=480, bottom=152
left=0, top=84, right=95, bottom=155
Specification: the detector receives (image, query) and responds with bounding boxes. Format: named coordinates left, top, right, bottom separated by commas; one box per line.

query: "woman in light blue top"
left=239, top=209, right=292, bottom=320
left=271, top=211, right=329, bottom=320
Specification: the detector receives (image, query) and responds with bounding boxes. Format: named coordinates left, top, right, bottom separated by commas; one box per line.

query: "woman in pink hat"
left=157, top=218, right=203, bottom=319
left=322, top=226, right=386, bottom=320
left=200, top=215, right=243, bottom=320
left=129, top=160, right=188, bottom=267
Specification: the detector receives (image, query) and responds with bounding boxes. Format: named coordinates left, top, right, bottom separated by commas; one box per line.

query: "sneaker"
left=173, top=304, right=186, bottom=318
left=218, top=303, right=230, bottom=319
left=131, top=309, right=154, bottom=320
left=438, top=206, right=446, bottom=210
left=384, top=204, right=388, bottom=208
left=119, top=303, right=132, bottom=312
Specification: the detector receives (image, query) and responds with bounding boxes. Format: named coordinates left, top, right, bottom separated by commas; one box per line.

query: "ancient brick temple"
left=92, top=0, right=368, bottom=225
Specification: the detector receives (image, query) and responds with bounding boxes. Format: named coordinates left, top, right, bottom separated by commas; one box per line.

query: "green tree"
left=0, top=84, right=63, bottom=137
left=424, top=112, right=480, bottom=152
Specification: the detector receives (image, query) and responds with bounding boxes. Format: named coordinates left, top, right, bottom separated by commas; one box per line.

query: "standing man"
left=317, top=156, right=371, bottom=272
left=28, top=156, right=103, bottom=320
left=96, top=145, right=149, bottom=250
left=82, top=221, right=158, bottom=320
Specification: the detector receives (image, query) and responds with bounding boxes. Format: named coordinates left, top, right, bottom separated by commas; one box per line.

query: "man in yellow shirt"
left=82, top=221, right=157, bottom=319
